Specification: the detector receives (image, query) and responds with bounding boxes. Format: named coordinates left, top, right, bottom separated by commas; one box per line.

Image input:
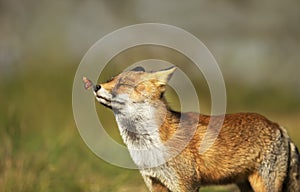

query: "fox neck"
left=114, top=99, right=178, bottom=168
left=114, top=99, right=169, bottom=147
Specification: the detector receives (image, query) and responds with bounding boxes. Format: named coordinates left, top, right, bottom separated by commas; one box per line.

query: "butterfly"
left=83, top=76, right=94, bottom=90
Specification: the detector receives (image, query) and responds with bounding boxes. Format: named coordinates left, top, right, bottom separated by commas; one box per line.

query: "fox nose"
left=93, top=84, right=101, bottom=92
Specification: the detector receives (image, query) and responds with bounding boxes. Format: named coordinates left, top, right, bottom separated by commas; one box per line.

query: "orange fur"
left=92, top=67, right=300, bottom=192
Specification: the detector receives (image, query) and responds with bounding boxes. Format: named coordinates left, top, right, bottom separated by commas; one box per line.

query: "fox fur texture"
left=91, top=66, right=300, bottom=192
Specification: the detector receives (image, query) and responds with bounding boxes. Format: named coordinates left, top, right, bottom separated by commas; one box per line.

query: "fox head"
left=93, top=66, right=176, bottom=114
left=92, top=67, right=179, bottom=167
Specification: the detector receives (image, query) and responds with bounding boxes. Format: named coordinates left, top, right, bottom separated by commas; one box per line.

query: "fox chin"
left=88, top=66, right=300, bottom=192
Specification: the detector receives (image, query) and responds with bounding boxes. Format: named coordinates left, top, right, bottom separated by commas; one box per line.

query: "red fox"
left=85, top=66, right=300, bottom=192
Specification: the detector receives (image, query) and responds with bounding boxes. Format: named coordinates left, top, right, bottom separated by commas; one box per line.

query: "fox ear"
left=151, top=66, right=177, bottom=85
left=131, top=66, right=145, bottom=72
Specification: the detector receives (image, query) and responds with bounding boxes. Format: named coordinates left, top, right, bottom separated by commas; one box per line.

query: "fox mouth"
left=95, top=94, right=128, bottom=115
left=96, top=95, right=112, bottom=109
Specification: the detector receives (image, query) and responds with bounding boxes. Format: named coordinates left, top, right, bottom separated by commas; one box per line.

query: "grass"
left=0, top=65, right=299, bottom=192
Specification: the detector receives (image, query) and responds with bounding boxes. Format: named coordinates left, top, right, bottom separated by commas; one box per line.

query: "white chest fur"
left=115, top=103, right=169, bottom=168
left=113, top=99, right=183, bottom=191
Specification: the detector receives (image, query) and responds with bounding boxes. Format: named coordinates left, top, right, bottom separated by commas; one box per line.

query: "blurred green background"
left=1, top=1, right=299, bottom=191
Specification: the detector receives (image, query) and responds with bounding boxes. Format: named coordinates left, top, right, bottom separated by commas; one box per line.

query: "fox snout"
left=93, top=84, right=101, bottom=92
left=93, top=84, right=113, bottom=109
